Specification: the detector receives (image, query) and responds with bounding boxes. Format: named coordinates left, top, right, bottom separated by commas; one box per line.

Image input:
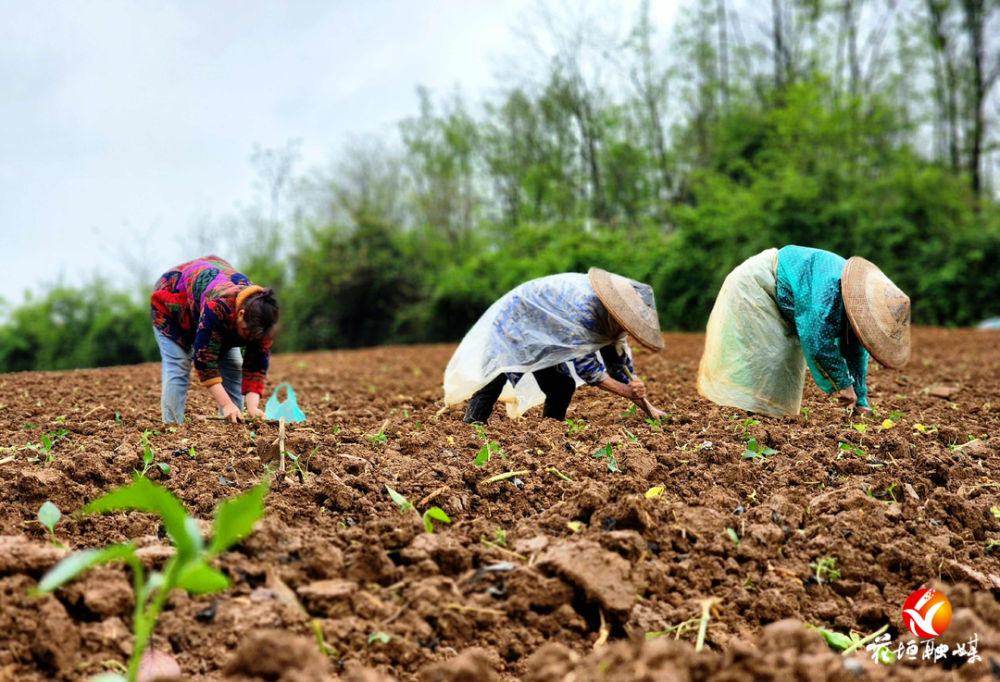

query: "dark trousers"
left=464, top=367, right=576, bottom=423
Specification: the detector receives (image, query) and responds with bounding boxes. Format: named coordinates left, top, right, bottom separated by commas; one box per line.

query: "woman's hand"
left=837, top=386, right=859, bottom=409
left=627, top=377, right=647, bottom=401
left=245, top=392, right=265, bottom=419
left=837, top=386, right=872, bottom=416
left=221, top=402, right=244, bottom=424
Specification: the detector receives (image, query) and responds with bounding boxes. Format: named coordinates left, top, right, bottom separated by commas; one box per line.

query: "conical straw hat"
left=842, top=257, right=911, bottom=368
left=588, top=268, right=664, bottom=352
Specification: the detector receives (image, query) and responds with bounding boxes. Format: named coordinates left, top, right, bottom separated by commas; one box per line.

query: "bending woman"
left=698, top=246, right=911, bottom=418
left=444, top=268, right=668, bottom=423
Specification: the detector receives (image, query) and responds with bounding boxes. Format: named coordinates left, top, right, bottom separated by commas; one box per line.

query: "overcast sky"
left=0, top=0, right=680, bottom=305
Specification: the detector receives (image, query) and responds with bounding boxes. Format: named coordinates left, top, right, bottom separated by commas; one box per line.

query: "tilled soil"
left=0, top=329, right=999, bottom=682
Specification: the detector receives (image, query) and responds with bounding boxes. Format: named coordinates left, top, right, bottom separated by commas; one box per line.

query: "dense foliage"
left=3, top=0, right=1000, bottom=373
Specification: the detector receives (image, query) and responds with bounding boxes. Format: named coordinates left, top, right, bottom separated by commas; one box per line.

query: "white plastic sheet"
left=697, top=248, right=807, bottom=417
left=444, top=273, right=630, bottom=418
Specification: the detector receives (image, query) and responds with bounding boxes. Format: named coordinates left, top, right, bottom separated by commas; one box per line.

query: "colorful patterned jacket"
left=150, top=256, right=271, bottom=396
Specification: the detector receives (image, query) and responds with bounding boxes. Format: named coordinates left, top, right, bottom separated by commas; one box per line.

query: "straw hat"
left=588, top=268, right=664, bottom=352
left=842, top=257, right=911, bottom=368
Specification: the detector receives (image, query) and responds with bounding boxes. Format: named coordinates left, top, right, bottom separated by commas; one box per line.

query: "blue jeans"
left=154, top=328, right=243, bottom=423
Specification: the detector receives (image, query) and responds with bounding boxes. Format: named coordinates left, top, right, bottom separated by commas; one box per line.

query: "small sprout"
left=422, top=507, right=451, bottom=534
left=369, top=429, right=388, bottom=445
left=403, top=409, right=411, bottom=418
left=493, top=528, right=507, bottom=547
left=991, top=505, right=1000, bottom=520
left=385, top=485, right=413, bottom=513
left=853, top=424, right=867, bottom=434
left=136, top=444, right=168, bottom=478
left=566, top=521, right=584, bottom=533
left=725, top=528, right=741, bottom=545
left=38, top=501, right=67, bottom=548
left=800, top=407, right=811, bottom=420
left=644, top=486, right=664, bottom=499
left=472, top=423, right=487, bottom=440
left=881, top=419, right=894, bottom=429
left=566, top=419, right=588, bottom=436
left=189, top=446, right=197, bottom=458
left=742, top=438, right=776, bottom=460
left=475, top=441, right=502, bottom=467
left=985, top=539, right=1000, bottom=554
left=804, top=623, right=853, bottom=651
left=591, top=443, right=620, bottom=472
left=311, top=619, right=338, bottom=657
left=810, top=557, right=841, bottom=584
left=620, top=404, right=637, bottom=418
left=367, top=632, right=392, bottom=645
left=623, top=429, right=639, bottom=443
left=645, top=417, right=663, bottom=431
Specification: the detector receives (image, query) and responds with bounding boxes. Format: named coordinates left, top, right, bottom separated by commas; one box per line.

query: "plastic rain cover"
left=697, top=248, right=807, bottom=417
left=443, top=273, right=631, bottom=418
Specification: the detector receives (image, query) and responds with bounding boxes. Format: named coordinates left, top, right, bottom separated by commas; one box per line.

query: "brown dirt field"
left=1, top=328, right=999, bottom=682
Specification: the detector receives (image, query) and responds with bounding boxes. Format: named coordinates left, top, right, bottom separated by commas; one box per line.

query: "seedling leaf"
left=38, top=501, right=61, bottom=533
left=644, top=486, right=664, bottom=499
left=725, top=528, right=741, bottom=545
left=804, top=623, right=853, bottom=651
left=81, top=477, right=198, bottom=560
left=474, top=443, right=491, bottom=467
left=207, top=483, right=269, bottom=557
left=157, top=462, right=171, bottom=475
left=176, top=560, right=232, bottom=595
left=35, top=544, right=136, bottom=593
left=423, top=507, right=451, bottom=534
left=367, top=631, right=392, bottom=645
left=385, top=485, right=413, bottom=512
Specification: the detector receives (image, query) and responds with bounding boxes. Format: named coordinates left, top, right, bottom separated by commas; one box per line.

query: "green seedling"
left=472, top=423, right=487, bottom=440
left=286, top=447, right=320, bottom=482
left=725, top=528, right=741, bottom=545
left=422, top=507, right=451, bottom=534
left=592, top=443, right=620, bottom=472
left=32, top=477, right=268, bottom=682
left=311, top=619, right=338, bottom=657
left=136, top=444, right=170, bottom=478
left=368, top=428, right=388, bottom=445
left=621, top=404, right=637, bottom=418
left=38, top=501, right=67, bottom=549
left=738, top=418, right=760, bottom=439
left=810, top=557, right=841, bottom=584
left=800, top=407, right=811, bottom=420
left=566, top=419, right=588, bottom=436
left=889, top=410, right=903, bottom=422
left=23, top=423, right=36, bottom=430
left=623, top=428, right=639, bottom=443
left=385, top=485, right=414, bottom=513
left=188, top=446, right=197, bottom=458
left=804, top=623, right=853, bottom=651
left=367, top=631, right=392, bottom=645
left=645, top=417, right=663, bottom=431
left=838, top=442, right=865, bottom=459
left=742, top=438, right=775, bottom=460
left=886, top=483, right=898, bottom=504
left=475, top=441, right=503, bottom=467
left=493, top=528, right=507, bottom=547
left=991, top=505, right=1000, bottom=520
left=985, top=539, right=1000, bottom=554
